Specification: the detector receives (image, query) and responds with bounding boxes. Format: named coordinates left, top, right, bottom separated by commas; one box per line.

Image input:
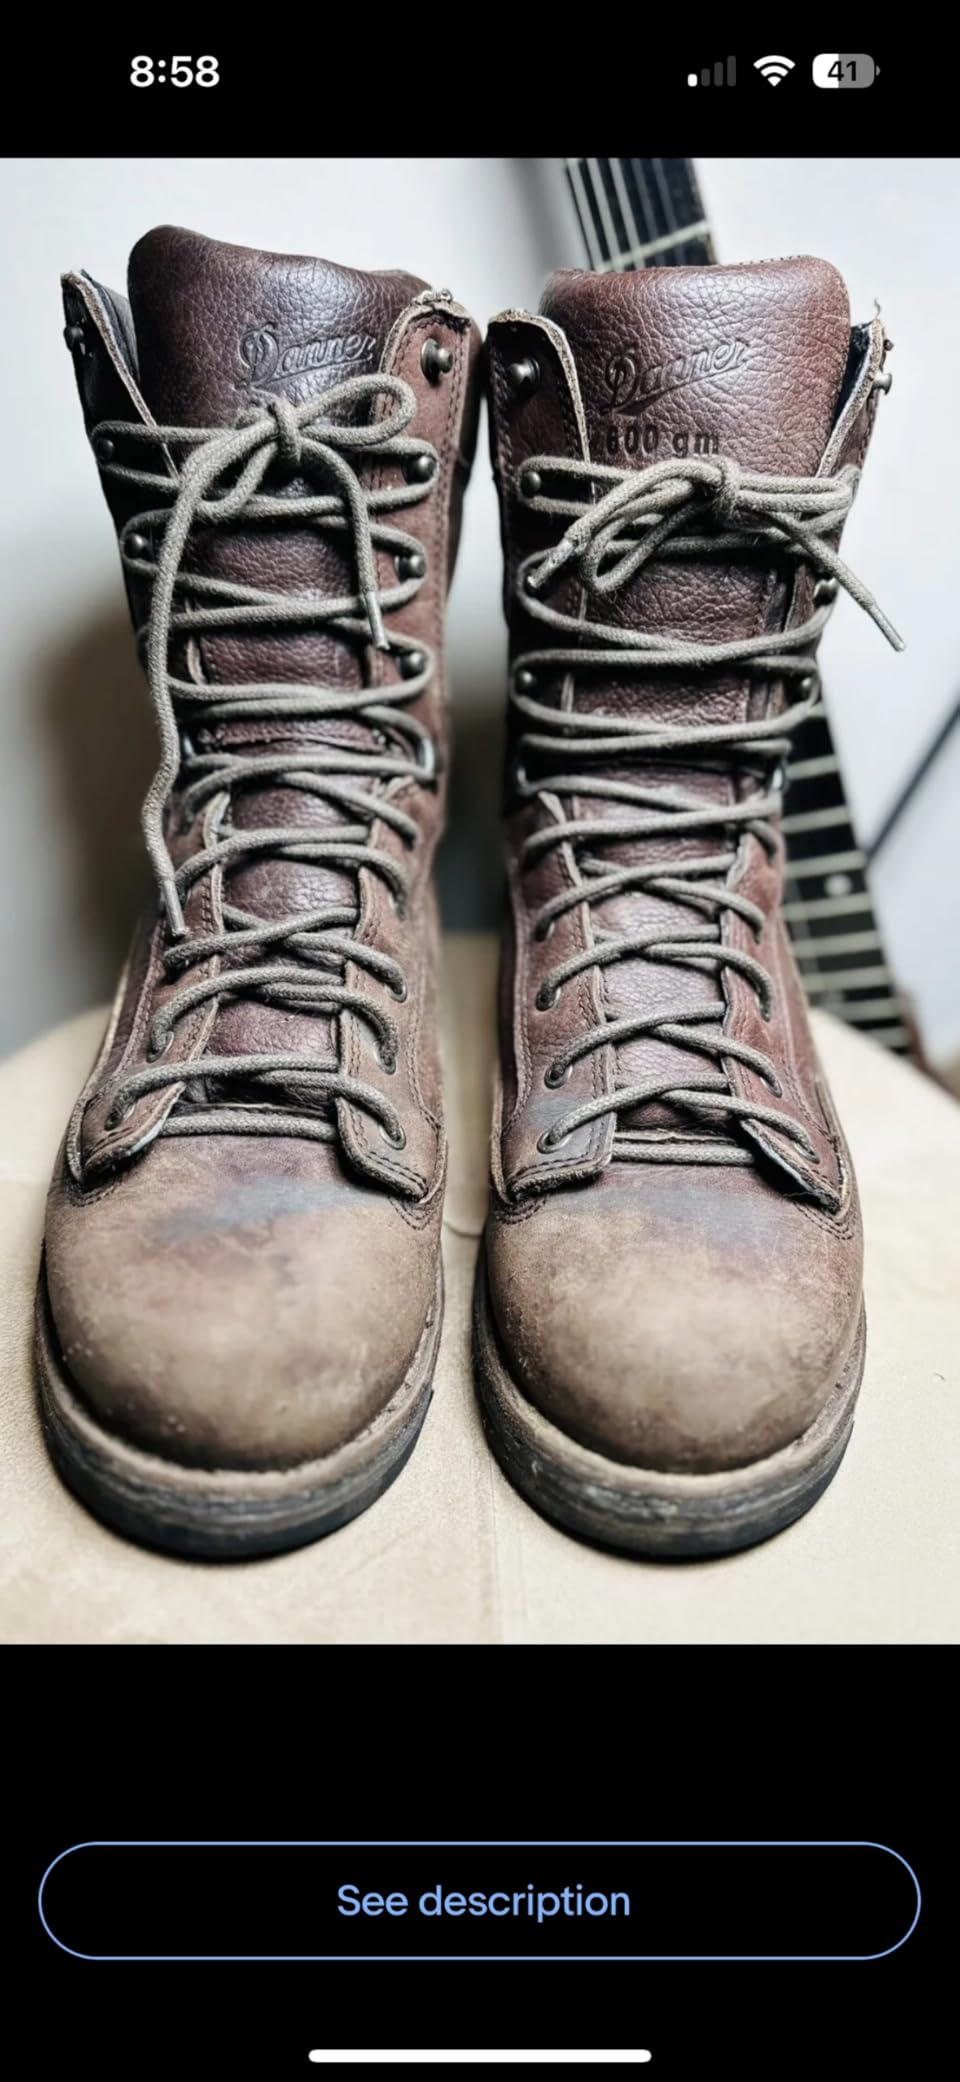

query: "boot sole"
left=473, top=1257, right=866, bottom=1559
left=34, top=1266, right=441, bottom=1562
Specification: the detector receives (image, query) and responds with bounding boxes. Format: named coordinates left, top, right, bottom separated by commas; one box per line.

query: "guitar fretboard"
left=562, top=155, right=912, bottom=1054
left=565, top=157, right=715, bottom=271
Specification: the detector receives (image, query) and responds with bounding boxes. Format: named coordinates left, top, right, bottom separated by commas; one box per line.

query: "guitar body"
left=564, top=155, right=915, bottom=1058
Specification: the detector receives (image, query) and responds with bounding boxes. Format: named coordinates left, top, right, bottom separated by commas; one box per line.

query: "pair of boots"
left=38, top=225, right=899, bottom=1563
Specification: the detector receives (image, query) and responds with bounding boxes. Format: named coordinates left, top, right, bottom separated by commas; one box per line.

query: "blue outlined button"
left=38, top=1839, right=921, bottom=1962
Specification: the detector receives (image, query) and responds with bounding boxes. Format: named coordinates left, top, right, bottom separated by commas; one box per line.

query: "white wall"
left=1, top=158, right=957, bottom=1061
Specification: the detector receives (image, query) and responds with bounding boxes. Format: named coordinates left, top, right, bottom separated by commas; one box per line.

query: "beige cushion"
left=1, top=933, right=957, bottom=1643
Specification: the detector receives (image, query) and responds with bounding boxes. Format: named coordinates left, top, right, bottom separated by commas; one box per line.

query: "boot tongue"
left=539, top=255, right=850, bottom=474
left=537, top=259, right=852, bottom=1139
left=127, top=223, right=426, bottom=425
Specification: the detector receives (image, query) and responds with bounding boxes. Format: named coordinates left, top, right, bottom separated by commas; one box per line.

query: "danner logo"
left=601, top=337, right=751, bottom=409
left=238, top=324, right=378, bottom=388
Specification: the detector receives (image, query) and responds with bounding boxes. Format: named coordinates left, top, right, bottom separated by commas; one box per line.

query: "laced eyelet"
left=104, top=1095, right=136, bottom=1131
left=797, top=674, right=817, bottom=699
left=514, top=667, right=537, bottom=694
left=145, top=1030, right=172, bottom=1062
left=396, top=548, right=426, bottom=582
left=93, top=433, right=116, bottom=464
left=767, top=1074, right=784, bottom=1098
left=126, top=531, right=150, bottom=559
left=537, top=1126, right=572, bottom=1154
left=544, top=1059, right=572, bottom=1088
left=380, top=1048, right=398, bottom=1075
left=391, top=892, right=408, bottom=920
left=535, top=918, right=556, bottom=943
left=814, top=576, right=838, bottom=605
left=399, top=648, right=427, bottom=680
left=535, top=983, right=560, bottom=1011
left=404, top=453, right=435, bottom=485
left=379, top=1120, right=407, bottom=1149
left=520, top=469, right=542, bottom=499
left=390, top=976, right=409, bottom=1003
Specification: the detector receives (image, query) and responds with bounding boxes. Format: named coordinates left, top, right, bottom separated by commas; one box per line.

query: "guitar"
left=563, top=156, right=916, bottom=1059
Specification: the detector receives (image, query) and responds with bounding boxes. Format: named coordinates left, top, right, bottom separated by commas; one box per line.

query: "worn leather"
left=483, top=259, right=886, bottom=1471
left=45, top=228, right=481, bottom=1471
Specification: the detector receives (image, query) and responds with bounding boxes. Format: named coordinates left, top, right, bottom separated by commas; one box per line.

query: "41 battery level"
left=813, top=53, right=878, bottom=87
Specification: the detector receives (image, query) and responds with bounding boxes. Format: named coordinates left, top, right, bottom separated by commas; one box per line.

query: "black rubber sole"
left=35, top=1270, right=441, bottom=1561
left=473, top=1259, right=866, bottom=1560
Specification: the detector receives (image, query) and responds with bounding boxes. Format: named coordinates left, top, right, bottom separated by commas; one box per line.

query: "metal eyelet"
left=399, top=648, right=427, bottom=680
left=520, top=469, right=543, bottom=499
left=380, top=1048, right=398, bottom=1075
left=514, top=667, right=537, bottom=695
left=544, top=1060, right=572, bottom=1088
left=421, top=338, right=453, bottom=382
left=535, top=983, right=559, bottom=1012
left=126, top=532, right=150, bottom=559
left=104, top=1095, right=136, bottom=1131
left=814, top=576, right=838, bottom=605
left=534, top=918, right=556, bottom=943
left=797, top=674, right=817, bottom=699
left=537, top=1126, right=572, bottom=1154
left=396, top=548, right=426, bottom=582
left=380, top=1120, right=407, bottom=1150
left=872, top=369, right=893, bottom=394
left=404, top=452, right=436, bottom=485
left=145, top=1030, right=172, bottom=1062
left=767, top=1074, right=784, bottom=1098
left=391, top=976, right=409, bottom=1004
left=93, top=433, right=116, bottom=464
left=507, top=356, right=541, bottom=396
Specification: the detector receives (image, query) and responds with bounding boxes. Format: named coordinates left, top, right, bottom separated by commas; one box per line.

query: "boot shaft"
left=59, top=227, right=482, bottom=1193
left=485, top=259, right=896, bottom=1208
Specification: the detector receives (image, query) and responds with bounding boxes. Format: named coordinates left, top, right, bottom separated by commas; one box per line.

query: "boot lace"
left=511, top=452, right=903, bottom=1161
left=83, top=375, right=438, bottom=1156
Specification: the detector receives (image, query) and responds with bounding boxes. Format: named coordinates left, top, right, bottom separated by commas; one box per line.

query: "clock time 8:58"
left=130, top=57, right=220, bottom=86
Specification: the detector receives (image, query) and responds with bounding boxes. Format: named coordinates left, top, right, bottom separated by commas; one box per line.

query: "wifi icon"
left=754, top=53, right=795, bottom=84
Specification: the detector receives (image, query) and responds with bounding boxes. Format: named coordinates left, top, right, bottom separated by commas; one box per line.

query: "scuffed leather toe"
left=44, top=1136, right=440, bottom=1471
left=485, top=1166, right=863, bottom=1473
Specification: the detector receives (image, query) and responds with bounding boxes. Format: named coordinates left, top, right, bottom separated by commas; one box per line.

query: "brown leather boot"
left=38, top=227, right=481, bottom=1557
left=477, top=258, right=901, bottom=1557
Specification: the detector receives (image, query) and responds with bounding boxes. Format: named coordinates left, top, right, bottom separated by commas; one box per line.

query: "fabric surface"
left=1, top=933, right=957, bottom=1644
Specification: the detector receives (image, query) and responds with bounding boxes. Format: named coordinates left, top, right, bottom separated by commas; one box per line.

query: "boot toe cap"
left=44, top=1142, right=439, bottom=1471
left=485, top=1172, right=862, bottom=1473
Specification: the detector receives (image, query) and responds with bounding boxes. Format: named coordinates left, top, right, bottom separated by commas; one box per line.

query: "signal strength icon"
left=687, top=58, right=737, bottom=86
left=754, top=54, right=795, bottom=84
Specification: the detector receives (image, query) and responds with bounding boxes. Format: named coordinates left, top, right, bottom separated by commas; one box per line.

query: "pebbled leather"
left=481, top=258, right=888, bottom=1475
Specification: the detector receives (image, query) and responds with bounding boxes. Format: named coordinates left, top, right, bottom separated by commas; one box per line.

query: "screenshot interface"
left=3, top=37, right=954, bottom=2082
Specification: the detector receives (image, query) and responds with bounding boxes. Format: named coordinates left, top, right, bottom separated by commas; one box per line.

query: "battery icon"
left=813, top=53, right=878, bottom=87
